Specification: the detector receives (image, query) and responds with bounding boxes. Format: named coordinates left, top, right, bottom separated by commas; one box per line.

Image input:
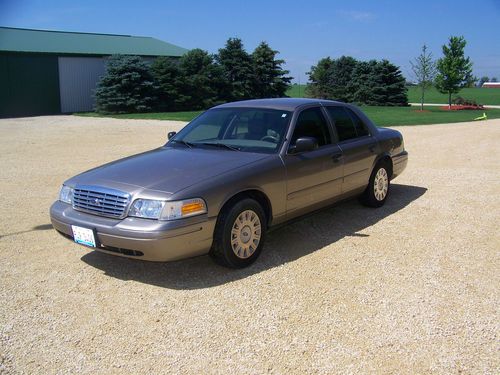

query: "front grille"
left=73, top=186, right=130, bottom=219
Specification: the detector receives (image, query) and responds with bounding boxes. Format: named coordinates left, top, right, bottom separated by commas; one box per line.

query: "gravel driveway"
left=1, top=115, right=499, bottom=374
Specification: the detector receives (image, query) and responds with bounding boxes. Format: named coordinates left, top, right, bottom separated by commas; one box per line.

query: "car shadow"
left=81, top=184, right=426, bottom=290
left=0, top=224, right=53, bottom=239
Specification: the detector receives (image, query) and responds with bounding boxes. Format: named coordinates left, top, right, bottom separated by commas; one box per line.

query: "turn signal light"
left=182, top=201, right=205, bottom=215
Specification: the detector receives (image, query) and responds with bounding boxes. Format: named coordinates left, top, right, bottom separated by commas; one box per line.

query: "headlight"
left=128, top=199, right=165, bottom=219
left=128, top=198, right=207, bottom=220
left=59, top=185, right=74, bottom=204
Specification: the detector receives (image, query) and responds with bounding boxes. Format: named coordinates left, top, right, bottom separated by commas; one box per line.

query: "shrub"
left=452, top=96, right=480, bottom=106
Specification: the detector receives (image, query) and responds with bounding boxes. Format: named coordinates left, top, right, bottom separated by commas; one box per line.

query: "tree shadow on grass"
left=81, top=184, right=427, bottom=290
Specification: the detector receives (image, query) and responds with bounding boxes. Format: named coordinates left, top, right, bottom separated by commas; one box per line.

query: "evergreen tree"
left=306, top=56, right=358, bottom=102
left=151, top=57, right=181, bottom=111
left=410, top=44, right=437, bottom=110
left=347, top=60, right=407, bottom=106
left=306, top=57, right=335, bottom=99
left=251, top=42, right=292, bottom=98
left=95, top=55, right=157, bottom=114
left=216, top=38, right=255, bottom=101
left=176, top=49, right=221, bottom=110
left=329, top=56, right=358, bottom=102
left=435, top=36, right=474, bottom=107
left=348, top=60, right=378, bottom=104
left=373, top=60, right=408, bottom=106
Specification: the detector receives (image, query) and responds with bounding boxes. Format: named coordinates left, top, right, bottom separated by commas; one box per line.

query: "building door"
left=58, top=57, right=106, bottom=113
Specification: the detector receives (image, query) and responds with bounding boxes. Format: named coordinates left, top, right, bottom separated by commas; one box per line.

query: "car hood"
left=66, top=146, right=269, bottom=197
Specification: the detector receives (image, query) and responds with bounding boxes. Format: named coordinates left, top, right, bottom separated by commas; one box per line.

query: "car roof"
left=212, top=98, right=345, bottom=111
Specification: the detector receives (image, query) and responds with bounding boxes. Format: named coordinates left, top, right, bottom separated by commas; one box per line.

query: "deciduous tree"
left=410, top=44, right=437, bottom=110
left=478, top=76, right=489, bottom=87
left=435, top=36, right=474, bottom=108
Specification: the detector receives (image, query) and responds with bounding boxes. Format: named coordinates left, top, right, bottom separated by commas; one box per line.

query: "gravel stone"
left=0, top=115, right=498, bottom=374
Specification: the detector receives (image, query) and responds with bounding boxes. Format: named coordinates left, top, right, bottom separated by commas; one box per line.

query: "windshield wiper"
left=171, top=139, right=194, bottom=148
left=198, top=142, right=241, bottom=151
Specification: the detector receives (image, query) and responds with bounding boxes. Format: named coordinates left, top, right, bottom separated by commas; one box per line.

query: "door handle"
left=332, top=153, right=343, bottom=163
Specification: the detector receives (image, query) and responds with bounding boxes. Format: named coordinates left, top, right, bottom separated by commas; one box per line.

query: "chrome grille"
left=73, top=185, right=130, bottom=219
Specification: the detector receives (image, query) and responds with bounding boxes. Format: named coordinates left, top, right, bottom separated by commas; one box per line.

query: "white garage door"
left=58, top=57, right=106, bottom=113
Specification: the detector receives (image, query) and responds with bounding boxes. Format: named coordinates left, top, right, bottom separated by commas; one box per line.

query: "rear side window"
left=290, top=107, right=331, bottom=147
left=347, top=108, right=370, bottom=137
left=326, top=106, right=357, bottom=142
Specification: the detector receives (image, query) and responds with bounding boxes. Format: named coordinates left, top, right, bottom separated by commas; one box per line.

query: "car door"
left=325, top=106, right=378, bottom=193
left=282, top=106, right=343, bottom=215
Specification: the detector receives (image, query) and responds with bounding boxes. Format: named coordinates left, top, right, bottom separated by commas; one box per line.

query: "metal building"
left=0, top=27, right=188, bottom=117
left=482, top=82, right=500, bottom=88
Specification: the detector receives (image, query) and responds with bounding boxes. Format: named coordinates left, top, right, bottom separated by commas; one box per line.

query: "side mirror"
left=289, top=137, right=318, bottom=154
left=167, top=131, right=177, bottom=140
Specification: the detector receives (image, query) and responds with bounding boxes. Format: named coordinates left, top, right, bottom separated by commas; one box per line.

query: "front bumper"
left=50, top=201, right=216, bottom=261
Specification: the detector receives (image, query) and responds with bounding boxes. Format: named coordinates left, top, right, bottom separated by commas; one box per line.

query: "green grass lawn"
left=75, top=105, right=500, bottom=127
left=286, top=84, right=500, bottom=105
left=362, top=106, right=498, bottom=126
left=407, top=86, right=500, bottom=105
left=286, top=84, right=308, bottom=98
left=77, top=111, right=203, bottom=122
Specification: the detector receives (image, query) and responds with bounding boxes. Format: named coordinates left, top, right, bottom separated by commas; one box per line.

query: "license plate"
left=71, top=225, right=96, bottom=248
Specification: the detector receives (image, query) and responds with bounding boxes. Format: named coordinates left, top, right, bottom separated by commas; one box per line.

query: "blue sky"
left=1, top=0, right=499, bottom=82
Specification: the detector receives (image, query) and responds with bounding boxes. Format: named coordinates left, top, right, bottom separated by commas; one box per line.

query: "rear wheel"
left=361, top=161, right=391, bottom=207
left=210, top=198, right=266, bottom=268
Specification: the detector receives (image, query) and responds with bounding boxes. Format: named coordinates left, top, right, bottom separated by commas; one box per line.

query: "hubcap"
left=231, top=210, right=261, bottom=259
left=373, top=167, right=389, bottom=201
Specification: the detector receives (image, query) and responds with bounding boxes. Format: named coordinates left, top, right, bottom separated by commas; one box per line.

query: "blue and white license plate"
left=71, top=225, right=96, bottom=248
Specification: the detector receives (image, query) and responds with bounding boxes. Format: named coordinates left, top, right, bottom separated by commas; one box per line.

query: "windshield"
left=168, top=107, right=292, bottom=154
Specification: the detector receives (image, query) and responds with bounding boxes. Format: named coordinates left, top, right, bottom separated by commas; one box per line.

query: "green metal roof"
left=0, top=27, right=188, bottom=57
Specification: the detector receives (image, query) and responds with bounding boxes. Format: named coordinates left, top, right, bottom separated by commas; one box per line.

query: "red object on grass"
left=440, top=105, right=485, bottom=111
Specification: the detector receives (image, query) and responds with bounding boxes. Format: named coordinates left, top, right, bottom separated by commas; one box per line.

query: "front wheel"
left=210, top=198, right=267, bottom=268
left=361, top=161, right=390, bottom=207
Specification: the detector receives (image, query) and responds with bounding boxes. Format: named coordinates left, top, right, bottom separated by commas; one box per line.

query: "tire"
left=361, top=160, right=391, bottom=208
left=210, top=198, right=267, bottom=268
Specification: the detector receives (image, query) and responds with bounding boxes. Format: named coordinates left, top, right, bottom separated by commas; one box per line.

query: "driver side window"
left=291, top=107, right=331, bottom=147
